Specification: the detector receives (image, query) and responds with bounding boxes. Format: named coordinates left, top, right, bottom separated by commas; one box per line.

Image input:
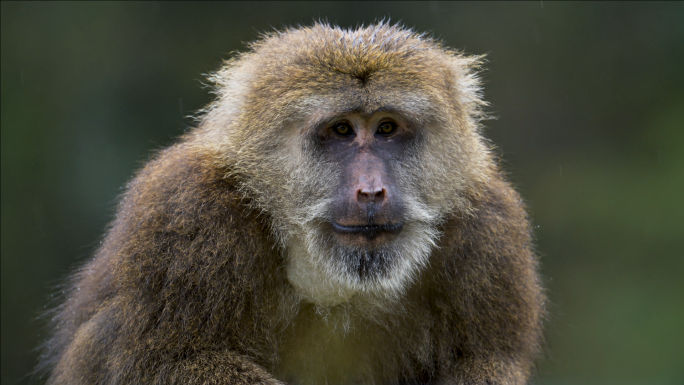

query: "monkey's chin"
left=285, top=221, right=435, bottom=307
left=286, top=241, right=401, bottom=307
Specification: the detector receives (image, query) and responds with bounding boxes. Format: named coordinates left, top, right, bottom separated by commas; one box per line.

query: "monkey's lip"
left=331, top=222, right=404, bottom=239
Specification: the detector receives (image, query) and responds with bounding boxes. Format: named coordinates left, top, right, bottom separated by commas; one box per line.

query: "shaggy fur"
left=38, top=23, right=544, bottom=385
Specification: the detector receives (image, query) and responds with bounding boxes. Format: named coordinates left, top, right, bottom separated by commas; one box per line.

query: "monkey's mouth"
left=331, top=222, right=404, bottom=240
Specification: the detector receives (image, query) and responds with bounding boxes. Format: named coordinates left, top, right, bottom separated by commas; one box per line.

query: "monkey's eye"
left=376, top=122, right=397, bottom=136
left=332, top=122, right=354, bottom=137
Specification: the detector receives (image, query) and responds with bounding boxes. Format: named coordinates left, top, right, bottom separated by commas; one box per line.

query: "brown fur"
left=39, top=23, right=544, bottom=384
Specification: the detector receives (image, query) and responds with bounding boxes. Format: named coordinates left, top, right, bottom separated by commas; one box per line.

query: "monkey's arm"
left=43, top=146, right=286, bottom=384
left=47, top=303, right=284, bottom=385
left=429, top=178, right=544, bottom=385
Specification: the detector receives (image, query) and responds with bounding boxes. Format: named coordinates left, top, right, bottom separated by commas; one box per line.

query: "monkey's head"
left=196, top=23, right=492, bottom=306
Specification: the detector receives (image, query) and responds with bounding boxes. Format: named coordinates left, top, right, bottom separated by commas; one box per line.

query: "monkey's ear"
left=191, top=60, right=256, bottom=158
left=202, top=59, right=252, bottom=121
left=446, top=53, right=490, bottom=124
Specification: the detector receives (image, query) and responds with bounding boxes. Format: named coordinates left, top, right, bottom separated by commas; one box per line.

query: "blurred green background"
left=2, top=2, right=683, bottom=384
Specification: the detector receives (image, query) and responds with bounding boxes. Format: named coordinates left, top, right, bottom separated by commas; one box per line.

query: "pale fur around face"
left=268, top=118, right=450, bottom=306
left=191, top=22, right=492, bottom=307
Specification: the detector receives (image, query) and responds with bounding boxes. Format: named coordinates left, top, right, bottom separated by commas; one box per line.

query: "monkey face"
left=274, top=109, right=444, bottom=305
left=319, top=113, right=408, bottom=246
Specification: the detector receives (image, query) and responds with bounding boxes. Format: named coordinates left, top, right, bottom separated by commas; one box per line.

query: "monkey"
left=38, top=22, right=544, bottom=385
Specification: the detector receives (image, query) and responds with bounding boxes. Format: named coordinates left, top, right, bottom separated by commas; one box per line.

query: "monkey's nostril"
left=356, top=187, right=386, bottom=203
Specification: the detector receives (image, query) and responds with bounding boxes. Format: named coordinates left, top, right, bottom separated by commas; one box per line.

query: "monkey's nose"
left=355, top=175, right=387, bottom=204
left=356, top=186, right=387, bottom=204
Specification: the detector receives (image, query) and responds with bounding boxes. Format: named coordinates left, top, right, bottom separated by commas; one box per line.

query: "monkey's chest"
left=273, top=310, right=393, bottom=385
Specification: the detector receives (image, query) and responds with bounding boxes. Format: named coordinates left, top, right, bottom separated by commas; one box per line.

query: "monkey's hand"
left=169, top=351, right=284, bottom=385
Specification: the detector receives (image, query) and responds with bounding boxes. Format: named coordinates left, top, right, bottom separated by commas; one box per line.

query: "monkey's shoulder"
left=119, top=144, right=258, bottom=229
left=101, top=144, right=275, bottom=283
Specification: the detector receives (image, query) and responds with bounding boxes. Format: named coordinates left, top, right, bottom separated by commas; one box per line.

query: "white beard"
left=285, top=196, right=441, bottom=308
